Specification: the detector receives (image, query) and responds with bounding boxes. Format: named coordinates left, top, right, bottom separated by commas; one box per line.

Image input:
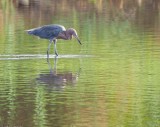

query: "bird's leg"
left=53, top=55, right=58, bottom=74
left=53, top=39, right=58, bottom=56
left=47, top=40, right=53, bottom=59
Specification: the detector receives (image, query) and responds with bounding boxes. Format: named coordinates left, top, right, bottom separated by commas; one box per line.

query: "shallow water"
left=0, top=0, right=160, bottom=127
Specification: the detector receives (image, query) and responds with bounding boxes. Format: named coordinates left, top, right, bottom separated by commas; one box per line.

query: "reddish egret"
left=26, top=24, right=81, bottom=57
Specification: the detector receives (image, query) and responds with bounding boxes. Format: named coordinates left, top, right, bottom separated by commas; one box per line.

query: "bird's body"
left=26, top=24, right=81, bottom=57
left=27, top=24, right=66, bottom=40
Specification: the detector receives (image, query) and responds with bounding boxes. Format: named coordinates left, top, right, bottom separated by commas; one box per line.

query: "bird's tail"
left=25, top=29, right=35, bottom=35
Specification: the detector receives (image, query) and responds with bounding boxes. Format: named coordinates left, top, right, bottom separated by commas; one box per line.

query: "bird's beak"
left=74, top=35, right=82, bottom=45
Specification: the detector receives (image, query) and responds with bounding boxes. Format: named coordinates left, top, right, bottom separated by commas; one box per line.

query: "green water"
left=0, top=0, right=160, bottom=127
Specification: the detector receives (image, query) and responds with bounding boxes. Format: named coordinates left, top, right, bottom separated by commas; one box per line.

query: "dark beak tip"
left=77, top=40, right=82, bottom=45
left=75, top=36, right=82, bottom=45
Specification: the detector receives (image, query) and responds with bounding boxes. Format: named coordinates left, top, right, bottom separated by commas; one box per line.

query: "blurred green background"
left=0, top=0, right=160, bottom=127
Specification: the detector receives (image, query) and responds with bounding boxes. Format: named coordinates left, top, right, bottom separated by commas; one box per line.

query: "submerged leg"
left=47, top=56, right=58, bottom=75
left=53, top=55, right=58, bottom=74
left=54, top=39, right=58, bottom=56
left=47, top=40, right=53, bottom=58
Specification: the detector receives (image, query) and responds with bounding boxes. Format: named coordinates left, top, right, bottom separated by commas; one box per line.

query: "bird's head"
left=67, top=28, right=82, bottom=45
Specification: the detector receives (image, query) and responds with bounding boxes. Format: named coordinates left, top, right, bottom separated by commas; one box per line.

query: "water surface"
left=0, top=0, right=160, bottom=127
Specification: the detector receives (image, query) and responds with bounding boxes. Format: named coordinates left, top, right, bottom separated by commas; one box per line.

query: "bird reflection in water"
left=36, top=57, right=81, bottom=91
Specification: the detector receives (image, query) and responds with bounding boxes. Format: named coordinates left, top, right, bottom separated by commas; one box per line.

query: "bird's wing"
left=27, top=25, right=66, bottom=40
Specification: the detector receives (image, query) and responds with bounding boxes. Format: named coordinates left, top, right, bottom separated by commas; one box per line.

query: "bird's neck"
left=65, top=31, right=72, bottom=40
left=57, top=32, right=67, bottom=40
left=58, top=31, right=72, bottom=40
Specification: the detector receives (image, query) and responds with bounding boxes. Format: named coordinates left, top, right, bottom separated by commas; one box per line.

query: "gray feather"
left=26, top=24, right=66, bottom=40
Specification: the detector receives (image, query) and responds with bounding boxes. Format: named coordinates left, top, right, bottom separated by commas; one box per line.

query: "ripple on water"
left=0, top=54, right=94, bottom=60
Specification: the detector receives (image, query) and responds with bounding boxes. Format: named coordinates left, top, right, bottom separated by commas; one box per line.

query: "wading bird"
left=26, top=24, right=81, bottom=57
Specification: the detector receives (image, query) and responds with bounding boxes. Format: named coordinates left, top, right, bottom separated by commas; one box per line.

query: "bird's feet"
left=55, top=51, right=58, bottom=57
